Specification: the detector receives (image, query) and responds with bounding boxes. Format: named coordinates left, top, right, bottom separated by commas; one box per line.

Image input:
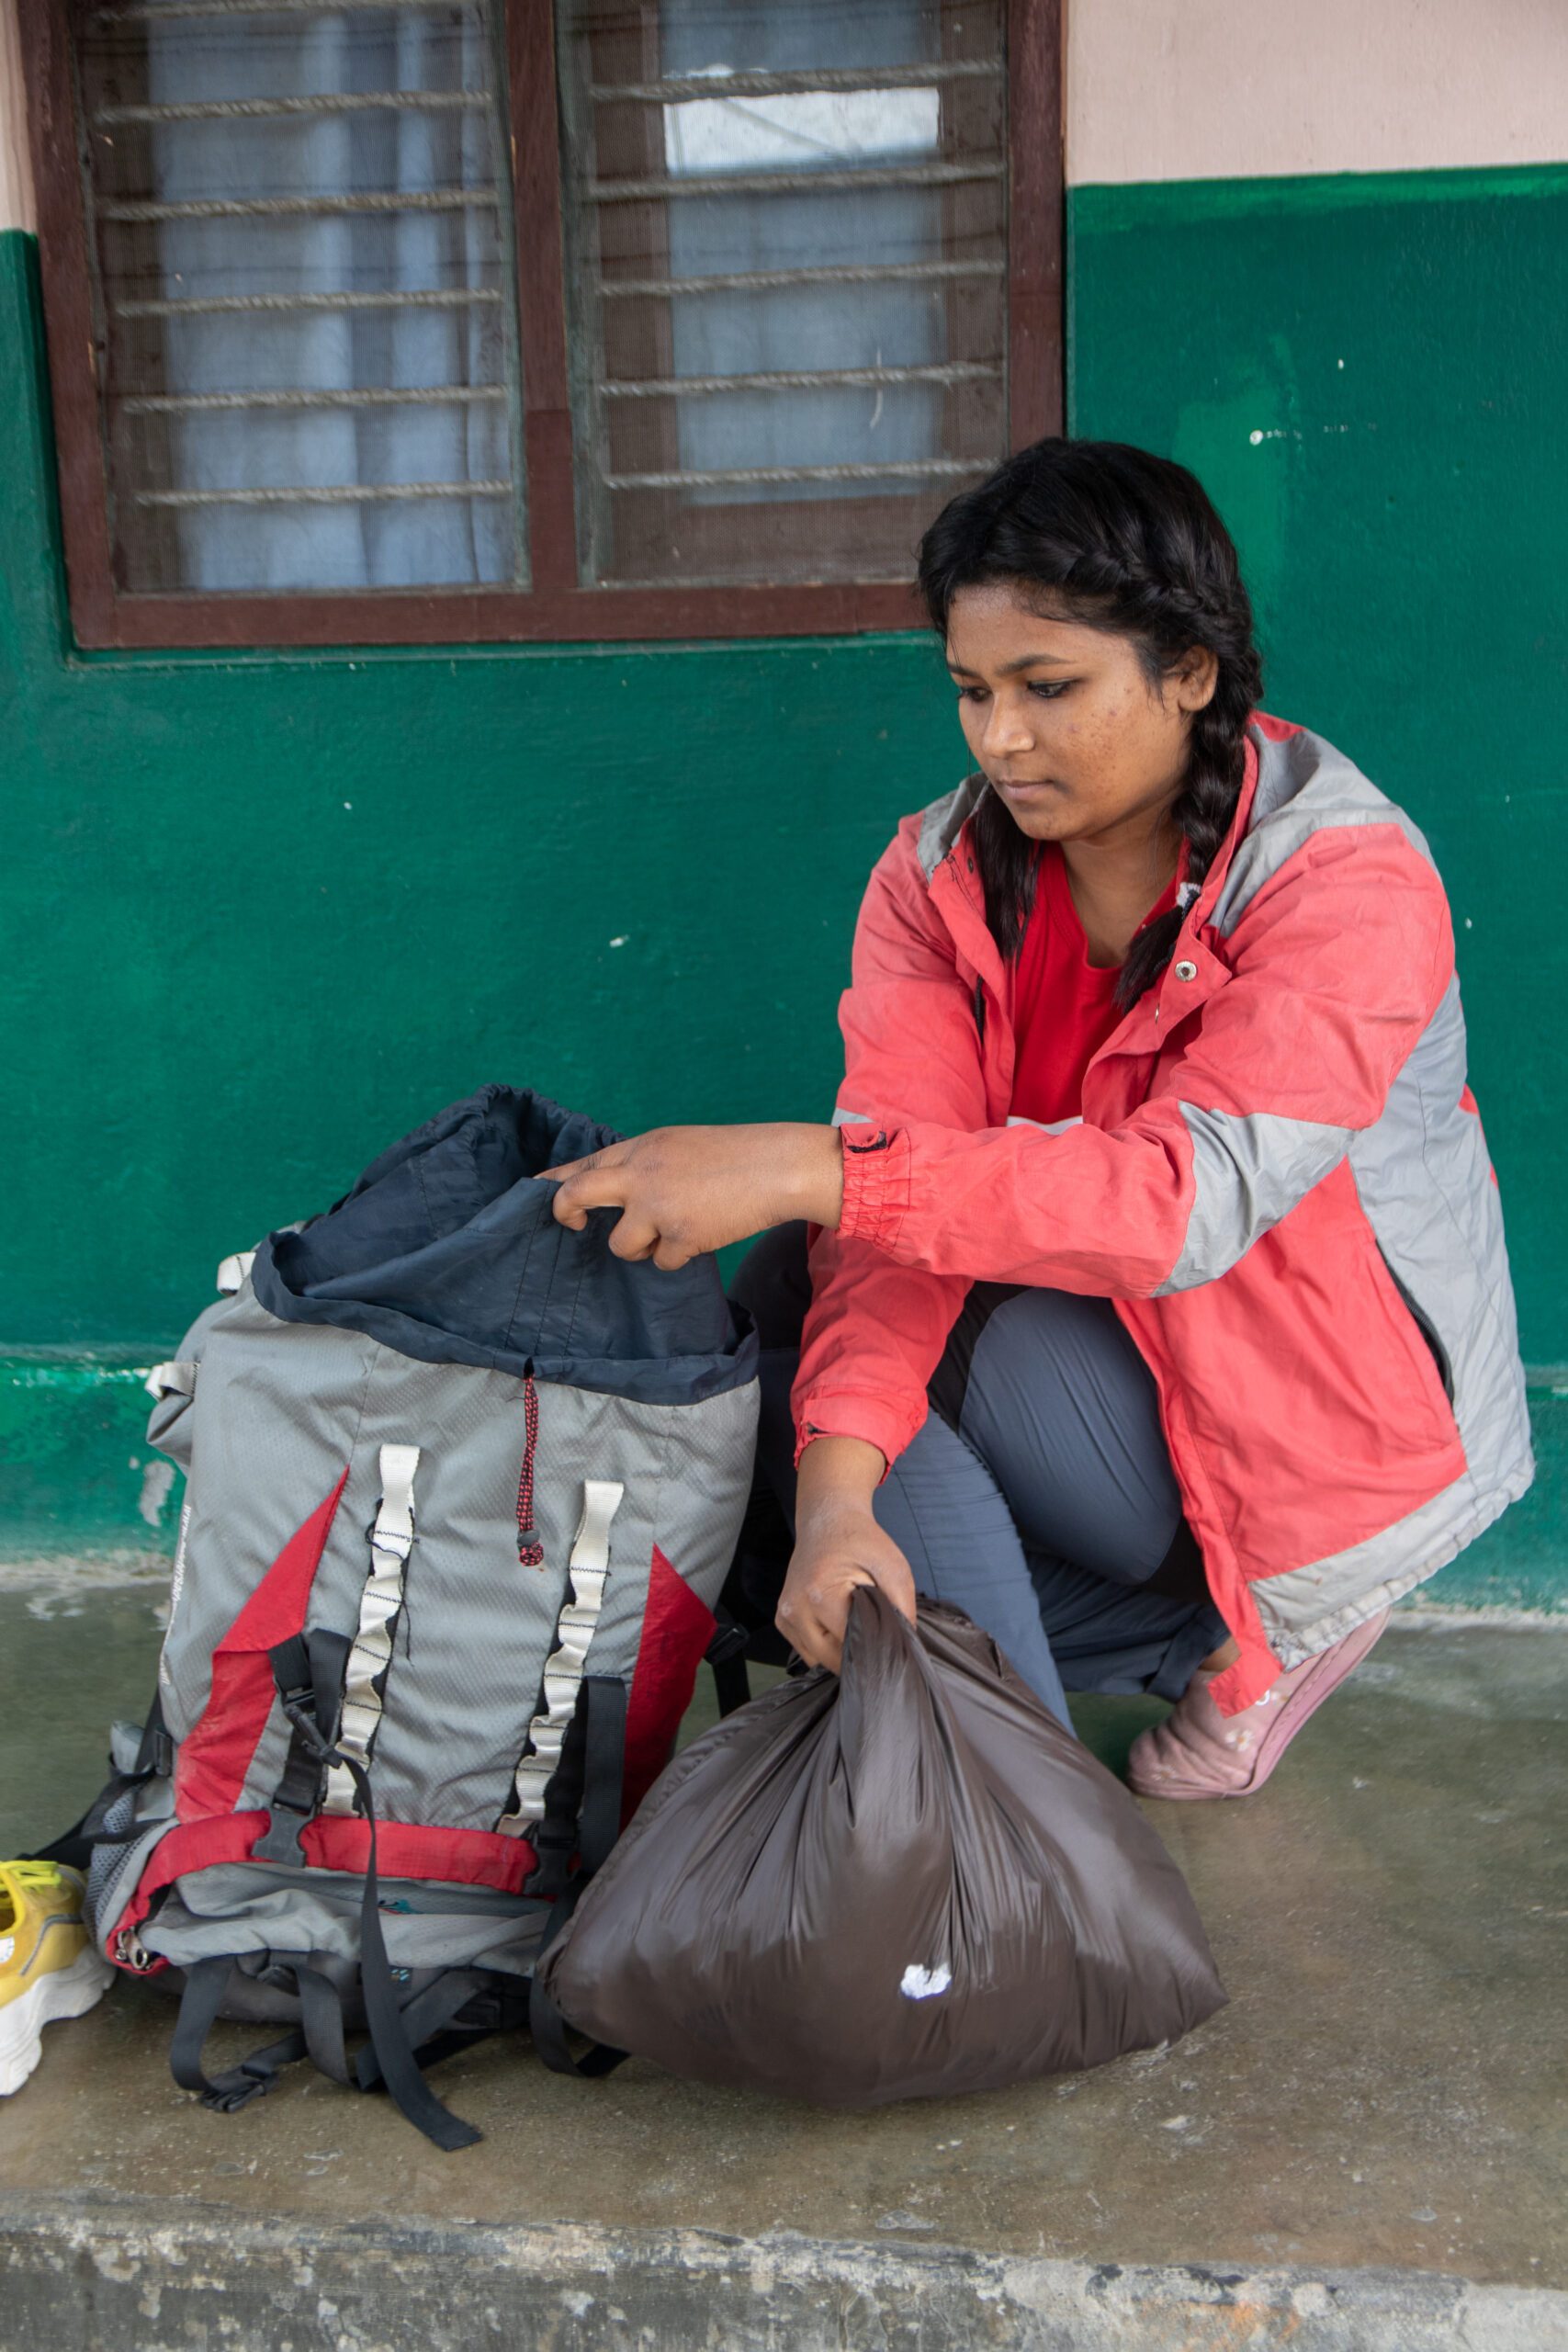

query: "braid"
left=1115, top=658, right=1259, bottom=1011
left=916, top=440, right=1264, bottom=1009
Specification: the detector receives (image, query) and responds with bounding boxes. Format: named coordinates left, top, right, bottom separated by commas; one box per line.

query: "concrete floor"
left=1, top=1573, right=1565, bottom=2321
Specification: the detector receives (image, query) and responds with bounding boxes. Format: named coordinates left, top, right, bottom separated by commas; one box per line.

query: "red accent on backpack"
left=174, top=1468, right=350, bottom=1822
left=106, top=1810, right=540, bottom=1973
left=621, top=1544, right=716, bottom=1821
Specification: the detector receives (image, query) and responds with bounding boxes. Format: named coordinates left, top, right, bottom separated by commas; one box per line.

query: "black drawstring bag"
left=537, top=1588, right=1226, bottom=2105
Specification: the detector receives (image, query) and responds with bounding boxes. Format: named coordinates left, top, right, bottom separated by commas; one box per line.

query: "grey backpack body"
left=81, top=1089, right=759, bottom=2148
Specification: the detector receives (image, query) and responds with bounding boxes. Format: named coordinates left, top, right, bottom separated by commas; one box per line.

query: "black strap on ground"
left=27, top=1690, right=172, bottom=1872
left=400, top=1984, right=526, bottom=2079
left=328, top=1739, right=482, bottom=2152
left=527, top=1675, right=629, bottom=2081
left=355, top=1969, right=491, bottom=2094
left=705, top=1612, right=752, bottom=1717
left=170, top=1955, right=310, bottom=2112
left=170, top=1956, right=235, bottom=2094
left=166, top=1695, right=479, bottom=2150
left=175, top=1951, right=428, bottom=2116
left=528, top=1980, right=626, bottom=2078
left=201, top=2030, right=310, bottom=2113
left=264, top=1691, right=481, bottom=2152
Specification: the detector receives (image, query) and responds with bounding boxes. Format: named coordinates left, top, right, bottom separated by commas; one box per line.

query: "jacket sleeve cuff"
left=791, top=1389, right=926, bottom=1479
left=835, top=1125, right=910, bottom=1251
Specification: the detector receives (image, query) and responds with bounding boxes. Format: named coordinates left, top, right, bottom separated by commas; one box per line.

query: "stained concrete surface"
left=0, top=1574, right=1564, bottom=2341
left=6, top=2204, right=1566, bottom=2352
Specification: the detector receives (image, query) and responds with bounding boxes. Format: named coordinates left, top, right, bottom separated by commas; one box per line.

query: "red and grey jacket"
left=794, top=717, right=1533, bottom=1715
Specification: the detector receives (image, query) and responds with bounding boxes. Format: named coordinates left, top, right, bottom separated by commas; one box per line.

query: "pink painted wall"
left=1067, top=0, right=1568, bottom=185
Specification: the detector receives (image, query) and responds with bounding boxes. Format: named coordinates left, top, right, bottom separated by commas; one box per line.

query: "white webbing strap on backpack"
left=322, top=1444, right=420, bottom=1816
left=499, top=1479, right=623, bottom=1833
left=217, top=1222, right=305, bottom=1296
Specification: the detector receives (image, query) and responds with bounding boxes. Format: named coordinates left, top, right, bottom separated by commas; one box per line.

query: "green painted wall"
left=4, top=162, right=1566, bottom=1586
left=5, top=1348, right=1562, bottom=1606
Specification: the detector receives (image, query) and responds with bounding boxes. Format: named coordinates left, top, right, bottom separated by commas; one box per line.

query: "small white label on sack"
left=0, top=1937, right=14, bottom=1964
left=899, top=1962, right=953, bottom=2000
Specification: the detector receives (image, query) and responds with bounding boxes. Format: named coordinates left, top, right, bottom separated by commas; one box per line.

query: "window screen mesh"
left=555, top=0, right=1008, bottom=589
left=76, top=0, right=526, bottom=594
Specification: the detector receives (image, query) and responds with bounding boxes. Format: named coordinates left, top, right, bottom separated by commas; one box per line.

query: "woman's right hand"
left=776, top=1434, right=917, bottom=1672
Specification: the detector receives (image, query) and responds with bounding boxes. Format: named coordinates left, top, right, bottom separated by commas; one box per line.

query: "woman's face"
left=945, top=581, right=1217, bottom=847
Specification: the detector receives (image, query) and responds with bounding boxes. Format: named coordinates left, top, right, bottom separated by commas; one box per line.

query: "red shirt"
left=1009, top=847, right=1179, bottom=1126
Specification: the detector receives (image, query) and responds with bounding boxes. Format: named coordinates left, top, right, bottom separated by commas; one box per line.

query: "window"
left=22, top=0, right=1062, bottom=646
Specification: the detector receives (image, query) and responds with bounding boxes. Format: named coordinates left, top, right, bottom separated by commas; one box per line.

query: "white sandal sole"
left=0, top=1946, right=113, bottom=2097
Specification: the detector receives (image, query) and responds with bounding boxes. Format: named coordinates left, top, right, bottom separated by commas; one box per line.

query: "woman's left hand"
left=543, top=1122, right=844, bottom=1269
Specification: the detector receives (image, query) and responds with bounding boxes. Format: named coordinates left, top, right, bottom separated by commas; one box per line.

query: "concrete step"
left=4, top=2196, right=1565, bottom=2352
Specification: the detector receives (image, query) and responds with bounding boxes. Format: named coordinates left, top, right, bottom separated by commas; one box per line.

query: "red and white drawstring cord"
left=515, top=1374, right=544, bottom=1567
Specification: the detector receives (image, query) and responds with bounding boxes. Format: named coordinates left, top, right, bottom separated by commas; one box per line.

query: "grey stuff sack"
left=84, top=1087, right=760, bottom=2151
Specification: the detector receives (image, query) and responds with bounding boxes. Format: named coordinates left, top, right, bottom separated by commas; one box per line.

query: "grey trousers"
left=729, top=1224, right=1229, bottom=1730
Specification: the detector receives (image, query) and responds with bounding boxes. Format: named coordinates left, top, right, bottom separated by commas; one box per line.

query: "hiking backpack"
left=65, top=1089, right=760, bottom=2148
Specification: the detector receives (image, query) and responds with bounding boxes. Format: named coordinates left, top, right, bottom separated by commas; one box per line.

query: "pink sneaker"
left=1127, top=1610, right=1391, bottom=1800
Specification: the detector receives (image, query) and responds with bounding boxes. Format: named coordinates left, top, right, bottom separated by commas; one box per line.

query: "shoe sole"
left=0, top=1946, right=113, bottom=2097
left=1129, top=1610, right=1392, bottom=1802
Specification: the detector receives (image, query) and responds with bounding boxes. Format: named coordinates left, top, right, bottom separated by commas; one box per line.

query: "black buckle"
left=254, top=1638, right=336, bottom=1866
left=281, top=1694, right=324, bottom=1746
left=524, top=1826, right=576, bottom=1902
left=705, top=1621, right=750, bottom=1668
left=201, top=2066, right=276, bottom=2115
left=272, top=1634, right=318, bottom=1724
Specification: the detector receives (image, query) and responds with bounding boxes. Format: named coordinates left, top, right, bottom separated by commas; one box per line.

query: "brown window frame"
left=20, top=0, right=1064, bottom=651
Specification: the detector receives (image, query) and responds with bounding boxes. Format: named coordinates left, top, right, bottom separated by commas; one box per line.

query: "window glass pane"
left=556, top=0, right=1008, bottom=588
left=77, top=1, right=526, bottom=594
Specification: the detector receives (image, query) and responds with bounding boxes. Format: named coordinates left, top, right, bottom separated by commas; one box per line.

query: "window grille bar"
left=602, top=361, right=999, bottom=399
left=101, top=190, right=500, bottom=222
left=589, top=160, right=1003, bottom=204
left=590, top=61, right=1003, bottom=103
left=119, top=386, right=506, bottom=413
left=594, top=571, right=914, bottom=593
left=604, top=459, right=987, bottom=490
left=133, top=481, right=512, bottom=507
left=115, top=288, right=503, bottom=318
left=95, top=0, right=474, bottom=19
left=598, top=259, right=1005, bottom=299
left=95, top=91, right=487, bottom=125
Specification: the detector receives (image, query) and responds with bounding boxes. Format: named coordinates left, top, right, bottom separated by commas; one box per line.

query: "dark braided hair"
left=917, top=439, right=1264, bottom=1009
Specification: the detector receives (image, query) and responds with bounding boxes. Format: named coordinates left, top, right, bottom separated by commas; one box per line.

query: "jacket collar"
left=917, top=772, right=987, bottom=881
